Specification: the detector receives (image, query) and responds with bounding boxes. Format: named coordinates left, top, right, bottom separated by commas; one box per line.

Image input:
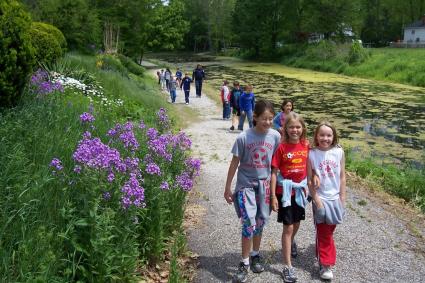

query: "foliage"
left=29, top=24, right=63, bottom=65
left=347, top=41, right=369, bottom=64
left=0, top=53, right=200, bottom=281
left=117, top=54, right=145, bottom=77
left=32, top=21, right=67, bottom=51
left=346, top=150, right=425, bottom=212
left=0, top=0, right=35, bottom=107
left=96, top=54, right=129, bottom=77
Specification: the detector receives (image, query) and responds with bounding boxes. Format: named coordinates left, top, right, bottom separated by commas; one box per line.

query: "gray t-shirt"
left=231, top=128, right=281, bottom=190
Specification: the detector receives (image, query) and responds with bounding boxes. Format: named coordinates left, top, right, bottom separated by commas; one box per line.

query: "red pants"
left=315, top=223, right=337, bottom=266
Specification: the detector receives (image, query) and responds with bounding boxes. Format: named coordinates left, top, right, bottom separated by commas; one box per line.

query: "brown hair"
left=280, top=99, right=294, bottom=111
left=282, top=112, right=307, bottom=143
left=313, top=121, right=339, bottom=147
left=252, top=100, right=275, bottom=127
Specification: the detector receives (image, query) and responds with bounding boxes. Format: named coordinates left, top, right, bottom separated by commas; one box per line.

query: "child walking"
left=238, top=84, right=255, bottom=131
left=181, top=73, right=192, bottom=105
left=169, top=76, right=178, bottom=103
left=224, top=100, right=281, bottom=283
left=308, top=121, right=346, bottom=281
left=270, top=112, right=311, bottom=283
left=229, top=81, right=242, bottom=131
left=221, top=80, right=231, bottom=120
left=273, top=99, right=294, bottom=136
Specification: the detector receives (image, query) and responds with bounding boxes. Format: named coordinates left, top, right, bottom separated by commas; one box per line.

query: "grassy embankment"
left=279, top=43, right=425, bottom=212
left=0, top=53, right=198, bottom=282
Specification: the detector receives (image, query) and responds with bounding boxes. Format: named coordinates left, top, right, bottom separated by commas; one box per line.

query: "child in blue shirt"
left=238, top=84, right=255, bottom=131
left=181, top=73, right=193, bottom=105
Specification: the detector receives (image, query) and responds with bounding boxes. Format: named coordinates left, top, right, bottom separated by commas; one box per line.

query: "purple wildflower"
left=107, top=123, right=122, bottom=138
left=73, top=165, right=82, bottom=173
left=185, top=158, right=202, bottom=176
left=107, top=172, right=115, bottom=182
left=80, top=112, right=95, bottom=123
left=103, top=191, right=111, bottom=201
left=156, top=108, right=170, bottom=129
left=83, top=131, right=92, bottom=139
left=175, top=172, right=194, bottom=192
left=160, top=181, right=170, bottom=191
left=138, top=120, right=146, bottom=129
left=145, top=162, right=161, bottom=175
left=146, top=128, right=158, bottom=140
left=171, top=131, right=192, bottom=150
left=121, top=174, right=145, bottom=209
left=50, top=158, right=63, bottom=171
left=119, top=130, right=139, bottom=150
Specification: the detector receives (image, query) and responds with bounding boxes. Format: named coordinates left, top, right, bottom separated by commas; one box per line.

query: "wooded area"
left=21, top=0, right=425, bottom=59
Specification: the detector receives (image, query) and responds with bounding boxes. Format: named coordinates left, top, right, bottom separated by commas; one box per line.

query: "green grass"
left=346, top=149, right=425, bottom=212
left=281, top=44, right=425, bottom=87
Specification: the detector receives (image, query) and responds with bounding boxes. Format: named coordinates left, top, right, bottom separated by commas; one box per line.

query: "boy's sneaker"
left=230, top=125, right=235, bottom=131
left=291, top=241, right=298, bottom=258
left=233, top=262, right=249, bottom=283
left=250, top=254, right=265, bottom=273
left=320, top=265, right=334, bottom=280
left=282, top=266, right=297, bottom=283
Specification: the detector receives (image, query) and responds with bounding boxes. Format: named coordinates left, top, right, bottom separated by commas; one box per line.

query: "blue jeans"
left=195, top=80, right=203, bottom=97
left=223, top=102, right=231, bottom=119
left=238, top=110, right=253, bottom=130
left=170, top=89, right=176, bottom=103
left=184, top=89, right=190, bottom=103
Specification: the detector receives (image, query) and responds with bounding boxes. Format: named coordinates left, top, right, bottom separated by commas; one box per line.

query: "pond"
left=147, top=54, right=425, bottom=167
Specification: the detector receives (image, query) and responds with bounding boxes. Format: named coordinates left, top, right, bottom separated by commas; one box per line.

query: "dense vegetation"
left=0, top=52, right=199, bottom=281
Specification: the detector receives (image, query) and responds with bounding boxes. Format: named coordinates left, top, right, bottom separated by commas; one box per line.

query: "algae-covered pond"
left=148, top=54, right=425, bottom=167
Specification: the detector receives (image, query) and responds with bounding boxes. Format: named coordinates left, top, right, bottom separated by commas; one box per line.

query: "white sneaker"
left=320, top=265, right=333, bottom=280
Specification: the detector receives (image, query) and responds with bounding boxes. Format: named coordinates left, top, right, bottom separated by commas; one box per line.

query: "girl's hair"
left=253, top=100, right=275, bottom=126
left=280, top=99, right=294, bottom=111
left=223, top=80, right=228, bottom=85
left=313, top=121, right=339, bottom=147
left=233, top=81, right=240, bottom=86
left=245, top=84, right=253, bottom=92
left=282, top=112, right=307, bottom=143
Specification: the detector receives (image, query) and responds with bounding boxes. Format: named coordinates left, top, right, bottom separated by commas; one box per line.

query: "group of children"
left=224, top=98, right=346, bottom=282
left=221, top=81, right=256, bottom=131
left=157, top=65, right=205, bottom=105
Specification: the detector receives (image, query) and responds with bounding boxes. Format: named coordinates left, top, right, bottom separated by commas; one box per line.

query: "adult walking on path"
left=192, top=64, right=205, bottom=98
left=181, top=83, right=425, bottom=282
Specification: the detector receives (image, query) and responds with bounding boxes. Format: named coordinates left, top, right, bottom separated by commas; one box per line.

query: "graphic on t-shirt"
left=318, top=160, right=338, bottom=178
left=251, top=146, right=268, bottom=167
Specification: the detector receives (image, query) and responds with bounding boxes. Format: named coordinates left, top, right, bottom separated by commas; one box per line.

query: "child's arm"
left=224, top=155, right=240, bottom=204
left=270, top=168, right=279, bottom=212
left=307, top=158, right=323, bottom=208
left=339, top=151, right=347, bottom=206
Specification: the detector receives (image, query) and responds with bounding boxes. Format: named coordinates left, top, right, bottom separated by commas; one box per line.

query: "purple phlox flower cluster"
left=171, top=131, right=192, bottom=151
left=175, top=171, right=194, bottom=192
left=156, top=108, right=170, bottom=129
left=30, top=69, right=64, bottom=95
left=146, top=128, right=158, bottom=140
left=138, top=120, right=146, bottom=129
left=148, top=134, right=172, bottom=161
left=145, top=162, right=161, bottom=175
left=50, top=158, right=63, bottom=171
left=80, top=112, right=95, bottom=123
left=73, top=165, right=82, bottom=173
left=124, top=157, right=140, bottom=172
left=185, top=158, right=202, bottom=177
left=73, top=137, right=123, bottom=171
left=103, top=191, right=111, bottom=201
left=107, top=123, right=122, bottom=138
left=121, top=173, right=145, bottom=209
left=160, top=181, right=170, bottom=191
left=83, top=131, right=92, bottom=139
left=119, top=129, right=139, bottom=151
left=107, top=171, right=115, bottom=183
left=143, top=154, right=154, bottom=164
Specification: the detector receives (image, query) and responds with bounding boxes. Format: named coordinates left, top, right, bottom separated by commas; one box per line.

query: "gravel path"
left=147, top=64, right=425, bottom=282
left=176, top=85, right=425, bottom=283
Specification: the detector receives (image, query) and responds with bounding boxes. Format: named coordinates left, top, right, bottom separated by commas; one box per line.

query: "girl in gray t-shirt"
left=224, top=100, right=281, bottom=282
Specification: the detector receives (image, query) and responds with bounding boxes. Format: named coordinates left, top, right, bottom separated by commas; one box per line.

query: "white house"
left=403, top=15, right=425, bottom=44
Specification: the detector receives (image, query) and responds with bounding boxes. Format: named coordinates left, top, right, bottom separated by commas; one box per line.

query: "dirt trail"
left=149, top=67, right=425, bottom=282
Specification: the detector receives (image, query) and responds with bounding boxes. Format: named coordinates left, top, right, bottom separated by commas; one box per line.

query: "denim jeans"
left=223, top=102, right=231, bottom=119
left=195, top=80, right=203, bottom=97
left=170, top=90, right=176, bottom=103
left=238, top=110, right=253, bottom=130
left=184, top=90, right=190, bottom=103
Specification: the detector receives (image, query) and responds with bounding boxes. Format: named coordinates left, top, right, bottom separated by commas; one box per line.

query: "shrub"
left=96, top=54, right=129, bottom=77
left=347, top=41, right=369, bottom=65
left=29, top=27, right=63, bottom=65
left=0, top=0, right=35, bottom=107
left=117, top=54, right=145, bottom=77
left=32, top=22, right=67, bottom=52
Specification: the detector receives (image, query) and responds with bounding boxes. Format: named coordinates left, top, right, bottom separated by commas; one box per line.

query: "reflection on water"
left=148, top=55, right=425, bottom=166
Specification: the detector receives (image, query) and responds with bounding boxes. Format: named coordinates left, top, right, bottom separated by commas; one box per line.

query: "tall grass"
left=281, top=43, right=425, bottom=87
left=345, top=149, right=425, bottom=212
left=0, top=53, right=198, bottom=281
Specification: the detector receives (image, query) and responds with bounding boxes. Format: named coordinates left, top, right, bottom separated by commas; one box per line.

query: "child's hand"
left=311, top=173, right=320, bottom=190
left=271, top=196, right=278, bottom=212
left=340, top=195, right=346, bottom=207
left=224, top=189, right=234, bottom=204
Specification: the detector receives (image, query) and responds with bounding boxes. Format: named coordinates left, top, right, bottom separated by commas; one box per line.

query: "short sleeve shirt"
left=231, top=128, right=281, bottom=190
left=271, top=142, right=309, bottom=194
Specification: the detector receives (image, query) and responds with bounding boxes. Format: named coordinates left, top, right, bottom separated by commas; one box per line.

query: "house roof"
left=405, top=19, right=425, bottom=28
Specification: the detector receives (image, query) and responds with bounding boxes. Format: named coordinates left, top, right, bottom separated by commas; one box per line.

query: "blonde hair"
left=313, top=121, right=339, bottom=147
left=282, top=112, right=307, bottom=144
